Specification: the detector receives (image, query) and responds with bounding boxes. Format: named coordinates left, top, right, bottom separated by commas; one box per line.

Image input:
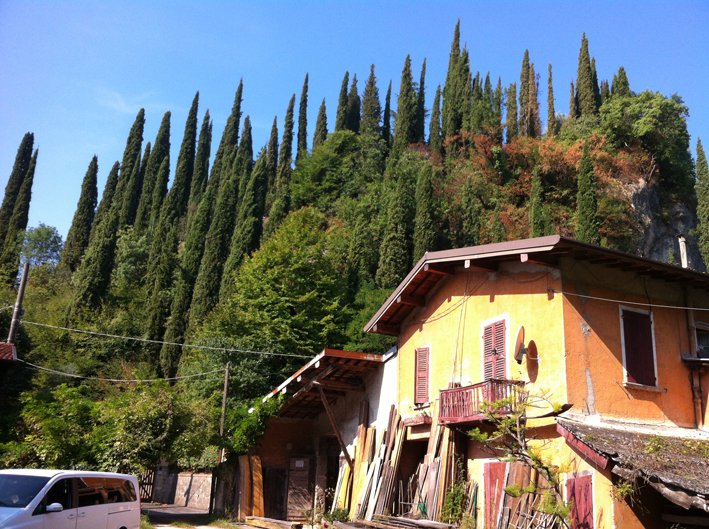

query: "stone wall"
left=153, top=465, right=213, bottom=511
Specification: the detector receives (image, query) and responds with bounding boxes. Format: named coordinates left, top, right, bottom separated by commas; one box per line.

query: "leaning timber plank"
left=245, top=516, right=303, bottom=529
left=356, top=518, right=455, bottom=529
left=331, top=522, right=362, bottom=529
left=393, top=517, right=456, bottom=529
left=250, top=455, right=265, bottom=517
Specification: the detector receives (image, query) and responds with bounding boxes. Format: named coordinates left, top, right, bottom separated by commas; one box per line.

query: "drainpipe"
left=679, top=235, right=704, bottom=429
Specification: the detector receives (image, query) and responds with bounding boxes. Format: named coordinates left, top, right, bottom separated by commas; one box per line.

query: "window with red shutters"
left=567, top=474, right=594, bottom=529
left=620, top=308, right=656, bottom=387
left=483, top=320, right=506, bottom=380
left=414, top=347, right=429, bottom=405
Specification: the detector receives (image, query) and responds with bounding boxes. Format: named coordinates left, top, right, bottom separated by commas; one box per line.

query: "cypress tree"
left=591, top=57, right=601, bottom=110
left=383, top=81, right=392, bottom=145
left=235, top=116, right=254, bottom=200
left=0, top=133, right=34, bottom=255
left=142, top=93, right=200, bottom=357
left=491, top=78, right=504, bottom=142
left=576, top=33, right=597, bottom=117
left=265, top=117, right=279, bottom=210
left=429, top=85, right=442, bottom=157
left=519, top=50, right=531, bottom=135
left=160, top=176, right=218, bottom=377
left=376, top=174, right=414, bottom=288
left=313, top=99, right=328, bottom=150
left=529, top=168, right=549, bottom=237
left=148, top=159, right=171, bottom=232
left=505, top=83, right=518, bottom=143
left=361, top=65, right=381, bottom=136
left=119, top=154, right=143, bottom=227
left=525, top=63, right=541, bottom=137
left=611, top=67, right=631, bottom=97
left=346, top=74, right=361, bottom=133
left=393, top=55, right=418, bottom=151
left=490, top=205, right=506, bottom=243
left=92, top=161, right=120, bottom=233
left=113, top=109, right=145, bottom=227
left=695, top=139, right=709, bottom=264
left=296, top=73, right=309, bottom=162
left=220, top=149, right=269, bottom=298
left=134, top=111, right=171, bottom=233
left=187, top=110, right=213, bottom=229
left=265, top=95, right=296, bottom=236
left=600, top=80, right=610, bottom=103
left=575, top=143, right=600, bottom=245
left=569, top=81, right=578, bottom=118
left=459, top=177, right=481, bottom=247
left=442, top=20, right=461, bottom=139
left=60, top=155, right=98, bottom=273
left=415, top=59, right=427, bottom=142
left=189, top=146, right=243, bottom=330
left=335, top=72, right=350, bottom=131
left=468, top=72, right=485, bottom=134
left=547, top=64, right=556, bottom=136
left=413, top=164, right=435, bottom=262
left=0, top=149, right=37, bottom=286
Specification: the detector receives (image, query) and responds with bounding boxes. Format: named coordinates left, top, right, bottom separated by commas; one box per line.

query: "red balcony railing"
left=439, top=379, right=526, bottom=425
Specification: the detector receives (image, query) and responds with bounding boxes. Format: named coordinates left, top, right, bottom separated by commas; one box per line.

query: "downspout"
left=678, top=235, right=704, bottom=429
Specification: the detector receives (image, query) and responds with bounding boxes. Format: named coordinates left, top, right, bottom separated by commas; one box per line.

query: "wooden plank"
left=251, top=456, right=264, bottom=517
left=239, top=455, right=253, bottom=519
left=245, top=516, right=303, bottom=529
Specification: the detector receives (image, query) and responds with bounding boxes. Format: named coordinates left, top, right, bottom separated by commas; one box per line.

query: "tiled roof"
left=0, top=342, right=16, bottom=361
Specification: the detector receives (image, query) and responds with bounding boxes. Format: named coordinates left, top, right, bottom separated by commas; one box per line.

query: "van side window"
left=34, top=478, right=72, bottom=514
left=77, top=478, right=106, bottom=507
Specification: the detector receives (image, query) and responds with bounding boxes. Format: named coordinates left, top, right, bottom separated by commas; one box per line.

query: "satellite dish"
left=514, top=326, right=526, bottom=364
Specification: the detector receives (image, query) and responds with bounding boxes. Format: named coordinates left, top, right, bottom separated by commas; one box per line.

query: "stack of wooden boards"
left=331, top=402, right=466, bottom=523
left=493, top=463, right=561, bottom=529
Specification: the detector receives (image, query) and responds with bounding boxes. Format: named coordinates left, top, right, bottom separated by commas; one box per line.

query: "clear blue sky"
left=1, top=0, right=707, bottom=237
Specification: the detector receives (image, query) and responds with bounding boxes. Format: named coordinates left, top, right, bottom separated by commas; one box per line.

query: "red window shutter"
left=484, top=320, right=506, bottom=380
left=567, top=474, right=594, bottom=529
left=415, top=347, right=429, bottom=404
left=622, top=310, right=655, bottom=386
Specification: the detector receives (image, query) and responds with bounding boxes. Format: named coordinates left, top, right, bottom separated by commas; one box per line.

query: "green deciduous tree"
left=60, top=156, right=98, bottom=273
left=21, top=224, right=62, bottom=269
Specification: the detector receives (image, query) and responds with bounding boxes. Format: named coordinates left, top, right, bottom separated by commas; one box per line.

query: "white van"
left=0, top=469, right=140, bottom=529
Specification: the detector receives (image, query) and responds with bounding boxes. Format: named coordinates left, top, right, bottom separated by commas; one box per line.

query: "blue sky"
left=1, top=0, right=707, bottom=237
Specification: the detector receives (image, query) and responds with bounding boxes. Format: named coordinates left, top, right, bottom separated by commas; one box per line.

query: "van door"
left=74, top=477, right=108, bottom=529
left=34, top=477, right=77, bottom=529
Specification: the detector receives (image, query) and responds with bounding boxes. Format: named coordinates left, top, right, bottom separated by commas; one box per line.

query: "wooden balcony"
left=439, top=379, right=526, bottom=425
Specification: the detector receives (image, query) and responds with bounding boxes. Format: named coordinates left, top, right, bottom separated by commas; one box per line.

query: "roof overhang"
left=558, top=417, right=709, bottom=512
left=262, top=348, right=385, bottom=419
left=365, top=235, right=709, bottom=336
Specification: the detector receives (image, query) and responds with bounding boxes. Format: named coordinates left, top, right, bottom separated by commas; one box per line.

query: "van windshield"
left=0, top=475, right=50, bottom=508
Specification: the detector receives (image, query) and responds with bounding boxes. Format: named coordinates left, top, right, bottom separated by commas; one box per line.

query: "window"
left=620, top=308, right=656, bottom=387
left=696, top=324, right=709, bottom=359
left=483, top=320, right=506, bottom=380
left=414, top=347, right=429, bottom=405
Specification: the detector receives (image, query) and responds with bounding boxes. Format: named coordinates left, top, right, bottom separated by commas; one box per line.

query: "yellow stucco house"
left=363, top=235, right=709, bottom=528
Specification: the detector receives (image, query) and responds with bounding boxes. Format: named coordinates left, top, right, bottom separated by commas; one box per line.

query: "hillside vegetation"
left=0, top=23, right=705, bottom=472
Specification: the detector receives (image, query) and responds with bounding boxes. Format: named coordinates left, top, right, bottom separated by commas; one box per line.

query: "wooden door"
left=263, top=467, right=287, bottom=520
left=287, top=456, right=314, bottom=521
left=567, top=474, right=594, bottom=529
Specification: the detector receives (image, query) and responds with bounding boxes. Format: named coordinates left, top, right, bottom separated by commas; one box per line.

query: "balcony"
left=439, top=379, right=526, bottom=425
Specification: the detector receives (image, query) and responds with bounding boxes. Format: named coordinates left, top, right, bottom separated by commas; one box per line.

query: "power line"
left=16, top=358, right=226, bottom=383
left=20, top=319, right=312, bottom=359
left=0, top=305, right=14, bottom=312
left=550, top=288, right=709, bottom=311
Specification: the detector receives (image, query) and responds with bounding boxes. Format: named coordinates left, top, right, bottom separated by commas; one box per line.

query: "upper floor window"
left=414, top=347, right=429, bottom=405
left=620, top=307, right=657, bottom=387
left=483, top=320, right=506, bottom=380
left=696, top=324, right=709, bottom=359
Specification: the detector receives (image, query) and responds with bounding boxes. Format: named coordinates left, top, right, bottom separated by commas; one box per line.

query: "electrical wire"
left=0, top=305, right=14, bottom=312
left=16, top=358, right=225, bottom=383
left=550, top=288, right=709, bottom=311
left=20, top=319, right=312, bottom=359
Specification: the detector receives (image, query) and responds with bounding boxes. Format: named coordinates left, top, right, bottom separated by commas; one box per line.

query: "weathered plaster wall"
left=396, top=262, right=566, bottom=420
left=561, top=258, right=702, bottom=427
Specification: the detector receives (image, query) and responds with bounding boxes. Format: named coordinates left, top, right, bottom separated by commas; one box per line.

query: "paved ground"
left=142, top=503, right=228, bottom=528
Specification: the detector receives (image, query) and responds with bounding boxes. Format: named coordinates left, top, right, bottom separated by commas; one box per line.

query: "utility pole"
left=6, top=263, right=29, bottom=359
left=219, top=362, right=230, bottom=462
